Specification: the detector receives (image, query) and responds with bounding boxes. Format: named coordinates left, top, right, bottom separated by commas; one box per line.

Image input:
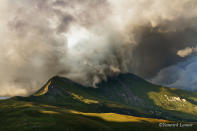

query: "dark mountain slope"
left=16, top=73, right=197, bottom=121
left=1, top=73, right=197, bottom=131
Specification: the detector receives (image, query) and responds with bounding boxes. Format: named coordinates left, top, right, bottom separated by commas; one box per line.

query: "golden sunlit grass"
left=23, top=103, right=34, bottom=107
left=24, top=102, right=169, bottom=123
left=69, top=92, right=99, bottom=104
left=170, top=88, right=178, bottom=91
left=70, top=110, right=169, bottom=123
left=39, top=104, right=59, bottom=108
left=148, top=87, right=197, bottom=115
left=34, top=81, right=52, bottom=96
left=40, top=110, right=60, bottom=114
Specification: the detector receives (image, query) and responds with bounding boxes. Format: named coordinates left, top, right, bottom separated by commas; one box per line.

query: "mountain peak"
left=16, top=72, right=197, bottom=122
left=32, top=73, right=151, bottom=98
left=33, top=80, right=53, bottom=96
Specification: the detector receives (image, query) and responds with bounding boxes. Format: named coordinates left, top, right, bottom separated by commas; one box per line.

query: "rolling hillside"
left=0, top=73, right=197, bottom=130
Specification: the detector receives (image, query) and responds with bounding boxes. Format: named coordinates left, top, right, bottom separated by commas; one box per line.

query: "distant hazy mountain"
left=0, top=97, right=10, bottom=100
left=0, top=73, right=197, bottom=131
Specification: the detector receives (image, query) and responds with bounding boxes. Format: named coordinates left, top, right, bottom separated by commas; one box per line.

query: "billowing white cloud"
left=1, top=0, right=197, bottom=96
left=177, top=46, right=197, bottom=57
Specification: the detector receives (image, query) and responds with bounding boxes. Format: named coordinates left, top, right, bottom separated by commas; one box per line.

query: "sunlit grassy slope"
left=1, top=73, right=197, bottom=130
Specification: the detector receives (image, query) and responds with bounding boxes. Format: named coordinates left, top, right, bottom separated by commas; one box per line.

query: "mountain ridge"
left=1, top=73, right=197, bottom=130
left=15, top=73, right=197, bottom=121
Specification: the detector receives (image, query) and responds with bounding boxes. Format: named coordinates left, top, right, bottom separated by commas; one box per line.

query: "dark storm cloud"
left=1, top=0, right=197, bottom=96
left=130, top=24, right=197, bottom=78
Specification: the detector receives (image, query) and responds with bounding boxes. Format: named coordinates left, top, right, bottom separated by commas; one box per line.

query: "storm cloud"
left=1, top=0, right=197, bottom=96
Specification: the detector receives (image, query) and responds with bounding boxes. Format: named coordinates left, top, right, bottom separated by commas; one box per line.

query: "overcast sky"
left=0, top=0, right=197, bottom=96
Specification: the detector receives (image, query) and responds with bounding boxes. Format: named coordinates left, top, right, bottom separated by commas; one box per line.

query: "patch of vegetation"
left=69, top=92, right=99, bottom=104
left=0, top=100, right=196, bottom=131
left=1, top=73, right=197, bottom=130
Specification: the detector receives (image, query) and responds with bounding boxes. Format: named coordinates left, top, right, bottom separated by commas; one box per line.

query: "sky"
left=0, top=0, right=197, bottom=96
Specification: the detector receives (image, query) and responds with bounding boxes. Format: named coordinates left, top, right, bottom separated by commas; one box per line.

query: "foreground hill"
left=0, top=73, right=197, bottom=130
